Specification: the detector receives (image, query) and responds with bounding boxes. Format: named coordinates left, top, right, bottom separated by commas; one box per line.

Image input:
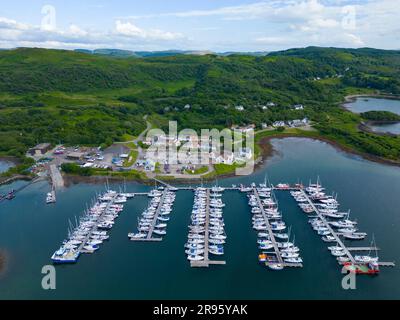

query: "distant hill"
left=73, top=48, right=269, bottom=58
left=74, top=49, right=215, bottom=58
left=2, top=46, right=400, bottom=96
left=219, top=51, right=270, bottom=57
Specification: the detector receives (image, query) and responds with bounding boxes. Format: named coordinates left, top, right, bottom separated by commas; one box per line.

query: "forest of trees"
left=0, top=46, right=399, bottom=161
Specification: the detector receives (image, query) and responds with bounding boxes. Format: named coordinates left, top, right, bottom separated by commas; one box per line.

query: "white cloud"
left=122, top=0, right=399, bottom=50
left=115, top=20, right=183, bottom=40
left=0, top=17, right=187, bottom=50
left=0, top=1, right=398, bottom=51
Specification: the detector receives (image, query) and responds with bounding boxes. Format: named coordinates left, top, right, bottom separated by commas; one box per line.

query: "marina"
left=49, top=175, right=394, bottom=273
left=1, top=138, right=400, bottom=299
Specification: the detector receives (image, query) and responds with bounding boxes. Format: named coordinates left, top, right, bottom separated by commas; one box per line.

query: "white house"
left=144, top=159, right=156, bottom=172
left=235, top=105, right=245, bottom=112
left=238, top=147, right=253, bottom=160
left=215, top=152, right=235, bottom=165
left=273, top=121, right=286, bottom=127
left=288, top=118, right=309, bottom=128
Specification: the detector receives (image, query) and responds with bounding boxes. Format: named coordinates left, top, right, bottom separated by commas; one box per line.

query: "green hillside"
left=0, top=47, right=399, bottom=162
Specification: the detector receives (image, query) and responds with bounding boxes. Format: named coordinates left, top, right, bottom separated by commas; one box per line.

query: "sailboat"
left=354, top=236, right=379, bottom=264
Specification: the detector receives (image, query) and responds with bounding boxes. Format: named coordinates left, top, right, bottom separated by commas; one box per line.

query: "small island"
left=361, top=111, right=400, bottom=122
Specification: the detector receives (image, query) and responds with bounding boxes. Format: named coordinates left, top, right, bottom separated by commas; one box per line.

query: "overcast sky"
left=0, top=0, right=399, bottom=52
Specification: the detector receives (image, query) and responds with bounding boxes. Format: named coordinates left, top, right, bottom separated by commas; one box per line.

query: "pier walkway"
left=146, top=189, right=168, bottom=240
left=301, top=189, right=357, bottom=264
left=49, top=164, right=64, bottom=189
left=79, top=193, right=118, bottom=254
left=300, top=190, right=395, bottom=268
left=253, top=188, right=303, bottom=268
left=191, top=189, right=226, bottom=268
left=131, top=188, right=169, bottom=242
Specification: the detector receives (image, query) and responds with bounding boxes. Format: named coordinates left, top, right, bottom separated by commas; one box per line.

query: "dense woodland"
left=0, top=46, right=399, bottom=161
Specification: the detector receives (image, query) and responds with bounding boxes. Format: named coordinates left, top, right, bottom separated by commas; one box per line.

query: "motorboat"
left=274, top=233, right=289, bottom=240
left=268, top=263, right=284, bottom=271
left=185, top=249, right=205, bottom=255
left=331, top=249, right=347, bottom=257
left=46, top=192, right=56, bottom=204
left=129, top=233, right=147, bottom=239
left=51, top=247, right=80, bottom=264
left=209, top=247, right=224, bottom=255
left=322, top=235, right=336, bottom=242
left=208, top=238, right=225, bottom=245
left=342, top=233, right=367, bottom=240
left=355, top=255, right=379, bottom=264
left=82, top=244, right=99, bottom=253
left=284, top=257, right=303, bottom=264
left=259, top=243, right=274, bottom=250
left=187, top=255, right=204, bottom=261
left=185, top=243, right=204, bottom=250
left=153, top=229, right=167, bottom=236
left=281, top=251, right=299, bottom=258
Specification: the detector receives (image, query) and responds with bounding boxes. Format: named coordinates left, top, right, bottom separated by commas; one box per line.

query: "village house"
left=28, top=143, right=52, bottom=156
left=235, top=105, right=245, bottom=112
left=232, top=124, right=256, bottom=134
left=135, top=159, right=156, bottom=172
left=238, top=147, right=253, bottom=160
left=288, top=118, right=310, bottom=128
left=214, top=152, right=235, bottom=165
left=66, top=151, right=85, bottom=161
left=273, top=121, right=286, bottom=128
left=293, top=104, right=304, bottom=110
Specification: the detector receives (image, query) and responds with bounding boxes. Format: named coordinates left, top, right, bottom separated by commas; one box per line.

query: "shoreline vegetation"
left=1, top=47, right=400, bottom=185
left=60, top=91, right=400, bottom=185
left=2, top=93, right=400, bottom=186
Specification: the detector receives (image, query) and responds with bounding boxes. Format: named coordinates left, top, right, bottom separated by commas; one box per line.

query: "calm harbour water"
left=0, top=138, right=400, bottom=300
left=0, top=160, right=13, bottom=173
left=344, top=97, right=400, bottom=134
